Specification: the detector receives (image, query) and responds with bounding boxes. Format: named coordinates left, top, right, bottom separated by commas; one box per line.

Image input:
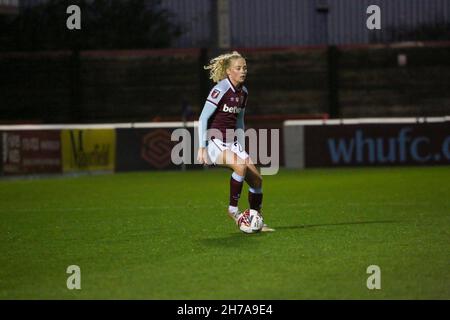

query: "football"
left=238, top=209, right=264, bottom=233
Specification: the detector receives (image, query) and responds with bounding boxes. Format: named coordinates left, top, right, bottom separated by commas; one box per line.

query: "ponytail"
left=204, top=51, right=245, bottom=83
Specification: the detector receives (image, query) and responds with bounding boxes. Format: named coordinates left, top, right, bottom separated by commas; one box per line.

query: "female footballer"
left=197, top=51, right=273, bottom=232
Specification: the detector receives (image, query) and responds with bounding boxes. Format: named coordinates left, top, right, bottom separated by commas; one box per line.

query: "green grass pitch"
left=0, top=166, right=449, bottom=299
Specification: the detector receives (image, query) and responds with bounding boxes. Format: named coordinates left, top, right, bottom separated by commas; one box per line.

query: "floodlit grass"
left=0, top=167, right=449, bottom=299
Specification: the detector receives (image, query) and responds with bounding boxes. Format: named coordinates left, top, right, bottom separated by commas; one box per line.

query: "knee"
left=235, top=165, right=247, bottom=177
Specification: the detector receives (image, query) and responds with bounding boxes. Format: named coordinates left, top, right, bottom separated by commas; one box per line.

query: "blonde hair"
left=204, top=51, right=245, bottom=83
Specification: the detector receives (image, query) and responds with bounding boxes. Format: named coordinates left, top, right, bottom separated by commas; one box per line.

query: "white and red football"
left=238, top=209, right=264, bottom=233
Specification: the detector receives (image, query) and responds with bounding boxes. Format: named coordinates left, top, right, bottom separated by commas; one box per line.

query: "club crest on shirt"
left=211, top=89, right=220, bottom=99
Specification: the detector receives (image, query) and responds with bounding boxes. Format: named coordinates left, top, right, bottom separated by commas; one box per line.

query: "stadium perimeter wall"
left=0, top=122, right=281, bottom=175
left=284, top=117, right=450, bottom=168
left=0, top=123, right=195, bottom=176
left=1, top=117, right=449, bottom=176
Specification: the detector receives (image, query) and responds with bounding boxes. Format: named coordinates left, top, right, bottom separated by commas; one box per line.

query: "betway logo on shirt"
left=222, top=104, right=242, bottom=114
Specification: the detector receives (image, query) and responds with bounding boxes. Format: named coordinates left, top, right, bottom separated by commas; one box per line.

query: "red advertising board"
left=1, top=131, right=62, bottom=175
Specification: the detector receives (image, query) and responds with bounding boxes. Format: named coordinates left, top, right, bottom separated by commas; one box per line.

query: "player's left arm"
left=236, top=88, right=248, bottom=148
left=236, top=108, right=245, bottom=148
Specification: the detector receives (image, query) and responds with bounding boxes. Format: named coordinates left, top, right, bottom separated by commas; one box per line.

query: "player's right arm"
left=197, top=101, right=217, bottom=164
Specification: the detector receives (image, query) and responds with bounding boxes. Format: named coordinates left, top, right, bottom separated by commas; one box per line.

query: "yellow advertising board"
left=61, top=129, right=116, bottom=172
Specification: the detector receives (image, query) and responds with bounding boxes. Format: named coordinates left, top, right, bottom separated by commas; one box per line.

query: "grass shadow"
left=199, top=220, right=400, bottom=248
left=274, top=220, right=400, bottom=231
left=199, top=230, right=270, bottom=248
